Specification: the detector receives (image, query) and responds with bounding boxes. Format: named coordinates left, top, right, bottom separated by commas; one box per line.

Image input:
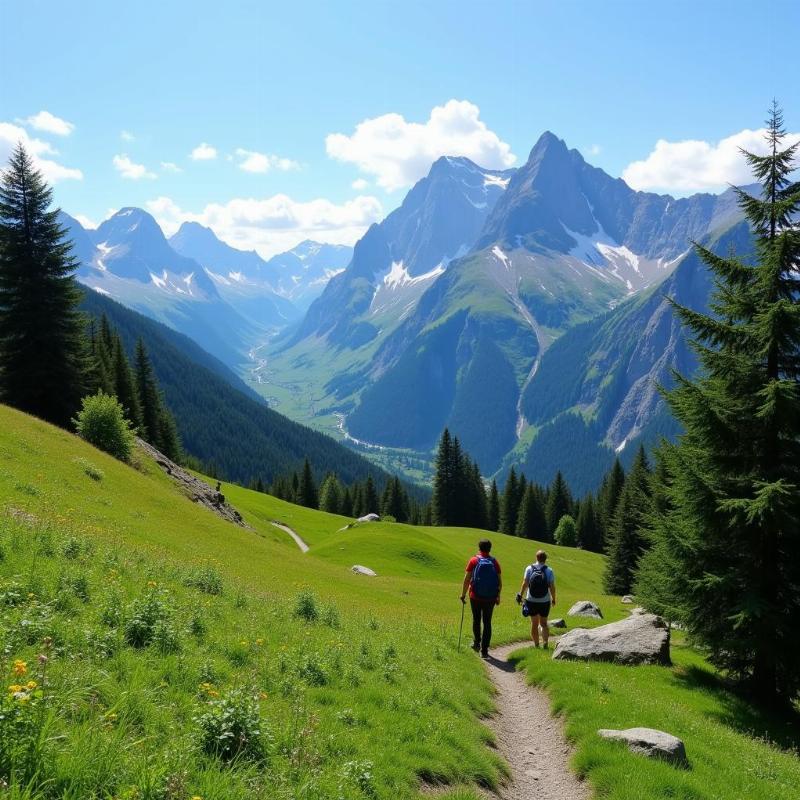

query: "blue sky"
left=1, top=0, right=798, bottom=256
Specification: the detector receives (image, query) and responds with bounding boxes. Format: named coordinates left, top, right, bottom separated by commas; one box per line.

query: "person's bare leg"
left=541, top=618, right=550, bottom=648
left=530, top=615, right=541, bottom=647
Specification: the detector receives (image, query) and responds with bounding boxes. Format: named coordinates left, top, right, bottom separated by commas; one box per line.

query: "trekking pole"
left=457, top=599, right=465, bottom=652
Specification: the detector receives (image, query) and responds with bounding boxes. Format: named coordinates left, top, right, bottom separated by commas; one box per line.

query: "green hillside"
left=1, top=404, right=798, bottom=799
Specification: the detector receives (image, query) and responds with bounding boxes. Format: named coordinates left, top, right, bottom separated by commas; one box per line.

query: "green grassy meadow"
left=0, top=404, right=798, bottom=799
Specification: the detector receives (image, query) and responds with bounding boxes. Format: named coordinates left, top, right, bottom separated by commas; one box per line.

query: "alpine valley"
left=66, top=132, right=752, bottom=494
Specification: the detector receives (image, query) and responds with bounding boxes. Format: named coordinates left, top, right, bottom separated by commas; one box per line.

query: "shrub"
left=554, top=514, right=578, bottom=547
left=194, top=688, right=268, bottom=762
left=293, top=590, right=319, bottom=622
left=184, top=566, right=223, bottom=596
left=124, top=589, right=171, bottom=648
left=74, top=392, right=136, bottom=462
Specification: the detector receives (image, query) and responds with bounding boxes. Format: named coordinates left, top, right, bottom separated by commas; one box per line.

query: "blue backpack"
left=472, top=555, right=499, bottom=598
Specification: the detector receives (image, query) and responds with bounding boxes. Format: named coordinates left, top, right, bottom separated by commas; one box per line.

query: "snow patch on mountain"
left=383, top=260, right=445, bottom=290
left=492, top=246, right=511, bottom=270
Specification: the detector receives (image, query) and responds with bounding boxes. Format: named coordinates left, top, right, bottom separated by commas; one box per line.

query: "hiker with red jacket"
left=460, top=538, right=502, bottom=658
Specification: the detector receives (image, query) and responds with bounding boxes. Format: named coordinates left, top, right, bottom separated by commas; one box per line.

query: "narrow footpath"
left=482, top=642, right=589, bottom=800
left=270, top=521, right=309, bottom=553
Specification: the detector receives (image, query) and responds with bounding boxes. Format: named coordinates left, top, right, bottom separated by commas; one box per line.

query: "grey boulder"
left=567, top=600, right=603, bottom=619
left=598, top=727, right=688, bottom=767
left=553, top=612, right=671, bottom=665
left=356, top=513, right=380, bottom=523
left=621, top=595, right=635, bottom=604
left=549, top=618, right=566, bottom=628
left=351, top=565, right=377, bottom=577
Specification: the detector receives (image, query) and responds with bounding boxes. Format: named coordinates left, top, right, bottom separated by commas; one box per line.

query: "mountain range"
left=61, top=210, right=352, bottom=366
left=262, top=132, right=750, bottom=493
left=61, top=131, right=752, bottom=493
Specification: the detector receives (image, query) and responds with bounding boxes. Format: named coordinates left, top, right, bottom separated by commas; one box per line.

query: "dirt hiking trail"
left=482, top=642, right=589, bottom=800
left=270, top=521, right=309, bottom=553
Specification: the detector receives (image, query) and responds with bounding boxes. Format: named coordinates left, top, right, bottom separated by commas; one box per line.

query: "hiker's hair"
left=536, top=550, right=547, bottom=563
left=479, top=538, right=492, bottom=553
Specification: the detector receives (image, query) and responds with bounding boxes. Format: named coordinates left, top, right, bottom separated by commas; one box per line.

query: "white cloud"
left=120, top=130, right=135, bottom=142
left=146, top=192, right=383, bottom=258
left=190, top=142, right=217, bottom=161
left=160, top=161, right=182, bottom=173
left=623, top=128, right=800, bottom=193
left=0, top=122, right=82, bottom=182
left=351, top=178, right=369, bottom=190
left=234, top=148, right=300, bottom=174
left=73, top=213, right=98, bottom=230
left=326, top=99, right=516, bottom=191
left=112, top=153, right=156, bottom=180
left=24, top=110, right=75, bottom=136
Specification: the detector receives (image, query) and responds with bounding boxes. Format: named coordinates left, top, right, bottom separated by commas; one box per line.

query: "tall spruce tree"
left=516, top=483, right=547, bottom=540
left=432, top=428, right=456, bottom=525
left=363, top=475, right=379, bottom=515
left=319, top=473, right=342, bottom=514
left=637, top=106, right=800, bottom=704
left=0, top=144, right=88, bottom=425
left=297, top=459, right=318, bottom=508
left=134, top=338, right=163, bottom=446
left=500, top=467, right=520, bottom=536
left=604, top=446, right=652, bottom=594
left=576, top=494, right=602, bottom=552
left=545, top=471, right=572, bottom=539
left=111, top=335, right=142, bottom=430
left=487, top=479, right=500, bottom=531
left=598, top=457, right=625, bottom=549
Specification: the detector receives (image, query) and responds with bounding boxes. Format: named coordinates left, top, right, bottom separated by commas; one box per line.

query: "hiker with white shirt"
left=516, top=549, right=556, bottom=649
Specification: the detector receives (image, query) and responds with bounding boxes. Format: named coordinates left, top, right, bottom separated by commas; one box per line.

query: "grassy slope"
left=1, top=404, right=798, bottom=799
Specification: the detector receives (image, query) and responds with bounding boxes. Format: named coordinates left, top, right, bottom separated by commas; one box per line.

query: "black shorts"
left=525, top=600, right=551, bottom=618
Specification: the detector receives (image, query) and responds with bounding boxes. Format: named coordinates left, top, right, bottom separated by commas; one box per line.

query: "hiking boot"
left=481, top=650, right=489, bottom=659
left=542, top=642, right=549, bottom=650
left=470, top=641, right=480, bottom=652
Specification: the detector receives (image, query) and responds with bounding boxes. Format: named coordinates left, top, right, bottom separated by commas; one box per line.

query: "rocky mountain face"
left=265, top=132, right=749, bottom=491
left=288, top=156, right=515, bottom=348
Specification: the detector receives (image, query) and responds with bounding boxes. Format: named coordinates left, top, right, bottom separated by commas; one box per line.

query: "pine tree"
left=297, top=459, right=318, bottom=508
left=432, top=429, right=456, bottom=525
left=500, top=467, right=519, bottom=536
left=256, top=477, right=265, bottom=493
left=319, top=473, right=342, bottom=514
left=604, top=446, right=652, bottom=595
left=487, top=479, right=500, bottom=531
left=637, top=106, right=800, bottom=704
left=157, top=407, right=181, bottom=462
left=134, top=338, right=162, bottom=446
left=363, top=475, right=379, bottom=515
left=381, top=476, right=409, bottom=522
left=598, top=458, right=625, bottom=549
left=340, top=486, right=354, bottom=518
left=516, top=483, right=546, bottom=539
left=0, top=143, right=88, bottom=426
left=111, top=335, right=142, bottom=430
left=576, top=494, right=602, bottom=552
left=545, top=471, right=572, bottom=539
left=290, top=471, right=300, bottom=504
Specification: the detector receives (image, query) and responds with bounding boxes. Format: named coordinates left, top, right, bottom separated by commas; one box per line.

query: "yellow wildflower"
left=255, top=638, right=264, bottom=646
left=147, top=580, right=157, bottom=588
left=259, top=691, right=268, bottom=700
left=26, top=681, right=37, bottom=690
left=8, top=684, right=22, bottom=693
left=12, top=660, right=27, bottom=677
